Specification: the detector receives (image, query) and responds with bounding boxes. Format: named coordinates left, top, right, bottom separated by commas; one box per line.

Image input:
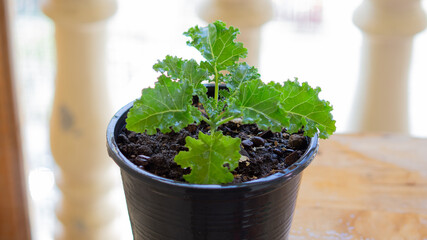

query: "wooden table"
left=291, top=134, right=427, bottom=240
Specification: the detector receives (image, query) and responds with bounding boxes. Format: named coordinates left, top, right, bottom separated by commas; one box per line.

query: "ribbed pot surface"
left=107, top=101, right=318, bottom=240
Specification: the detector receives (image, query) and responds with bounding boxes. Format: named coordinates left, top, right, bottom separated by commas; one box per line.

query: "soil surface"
left=117, top=120, right=309, bottom=184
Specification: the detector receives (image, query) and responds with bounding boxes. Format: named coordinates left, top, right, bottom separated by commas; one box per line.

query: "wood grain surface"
left=291, top=134, right=427, bottom=240
left=0, top=1, right=31, bottom=239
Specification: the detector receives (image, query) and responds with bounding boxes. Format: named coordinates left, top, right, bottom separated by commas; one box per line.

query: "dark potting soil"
left=117, top=121, right=309, bottom=184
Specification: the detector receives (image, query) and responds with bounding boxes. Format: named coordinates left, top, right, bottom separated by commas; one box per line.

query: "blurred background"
left=5, top=0, right=427, bottom=239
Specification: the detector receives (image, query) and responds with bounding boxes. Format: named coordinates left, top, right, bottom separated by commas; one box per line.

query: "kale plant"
left=126, top=21, right=336, bottom=184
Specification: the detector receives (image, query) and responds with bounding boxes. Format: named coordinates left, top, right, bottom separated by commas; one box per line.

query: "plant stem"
left=212, top=111, right=226, bottom=124
left=216, top=114, right=242, bottom=127
left=201, top=115, right=213, bottom=127
left=214, top=64, right=219, bottom=108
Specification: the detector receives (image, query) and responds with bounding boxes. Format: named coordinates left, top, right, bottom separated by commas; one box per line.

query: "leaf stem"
left=212, top=110, right=226, bottom=124
left=214, top=64, right=219, bottom=108
left=201, top=115, right=213, bottom=126
left=216, top=114, right=242, bottom=127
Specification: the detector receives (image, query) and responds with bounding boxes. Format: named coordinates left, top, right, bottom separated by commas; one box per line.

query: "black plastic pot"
left=107, top=92, right=319, bottom=240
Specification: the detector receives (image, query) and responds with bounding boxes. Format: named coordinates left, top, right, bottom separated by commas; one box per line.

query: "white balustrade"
left=197, top=0, right=274, bottom=67
left=42, top=0, right=122, bottom=239
left=351, top=0, right=427, bottom=133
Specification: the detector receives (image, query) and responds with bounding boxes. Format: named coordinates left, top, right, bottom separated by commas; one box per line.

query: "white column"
left=42, top=1, right=121, bottom=239
left=351, top=0, right=427, bottom=133
left=198, top=0, right=273, bottom=67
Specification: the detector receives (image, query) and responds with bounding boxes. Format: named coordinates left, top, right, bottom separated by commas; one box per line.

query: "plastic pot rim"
left=107, top=101, right=319, bottom=191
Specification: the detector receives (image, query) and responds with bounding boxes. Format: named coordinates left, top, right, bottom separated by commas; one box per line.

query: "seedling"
left=126, top=21, right=335, bottom=184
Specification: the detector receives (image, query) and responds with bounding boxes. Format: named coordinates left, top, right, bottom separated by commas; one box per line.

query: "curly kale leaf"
left=273, top=79, right=336, bottom=139
left=174, top=131, right=241, bottom=184
left=153, top=55, right=208, bottom=89
left=153, top=55, right=183, bottom=79
left=126, top=78, right=200, bottom=134
left=224, top=63, right=260, bottom=91
left=184, top=21, right=247, bottom=72
left=229, top=80, right=288, bottom=132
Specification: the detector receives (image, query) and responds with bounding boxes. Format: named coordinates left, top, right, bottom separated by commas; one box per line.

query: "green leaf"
left=193, top=84, right=228, bottom=121
left=225, top=63, right=260, bottom=91
left=156, top=74, right=174, bottom=86
left=231, top=80, right=288, bottom=132
left=153, top=56, right=208, bottom=88
left=153, top=55, right=183, bottom=79
left=184, top=21, right=247, bottom=71
left=174, top=131, right=241, bottom=184
left=275, top=79, right=336, bottom=139
left=200, top=61, right=215, bottom=73
left=126, top=79, right=199, bottom=134
left=182, top=60, right=209, bottom=87
left=194, top=84, right=214, bottom=119
left=219, top=89, right=231, bottom=99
